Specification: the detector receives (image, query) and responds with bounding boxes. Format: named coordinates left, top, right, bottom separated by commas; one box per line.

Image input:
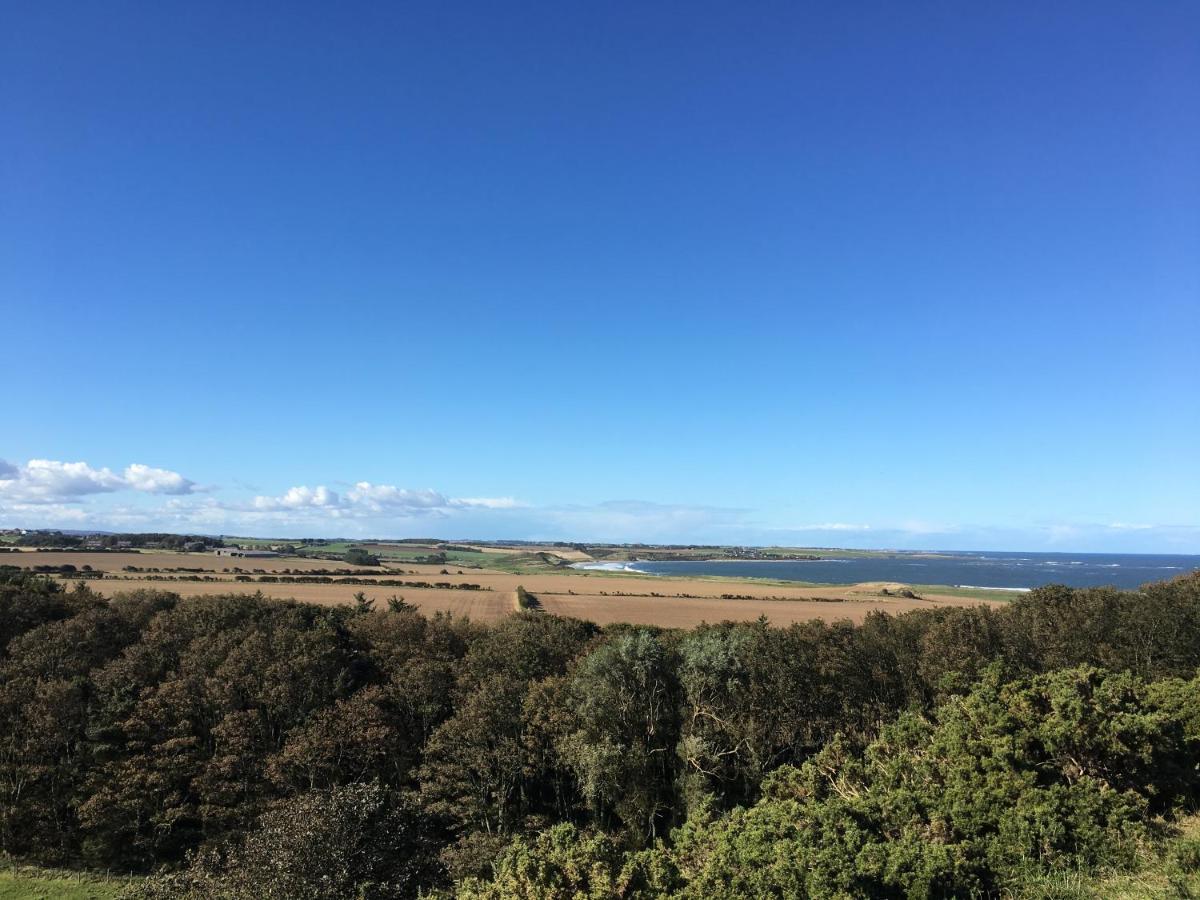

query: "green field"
left=292, top=540, right=357, bottom=555
left=281, top=541, right=571, bottom=572
left=0, top=867, right=129, bottom=900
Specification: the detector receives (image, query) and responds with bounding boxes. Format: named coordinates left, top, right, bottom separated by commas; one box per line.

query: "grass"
left=514, top=585, right=540, bottom=610
left=3, top=818, right=1197, bottom=900
left=485, top=552, right=575, bottom=574
left=914, top=583, right=1024, bottom=601
left=287, top=542, right=500, bottom=568
left=427, top=550, right=497, bottom=567
left=278, top=542, right=568, bottom=571
left=293, top=541, right=356, bottom=555
left=0, top=865, right=130, bottom=900
left=1011, top=815, right=1200, bottom=899
left=219, top=536, right=276, bottom=548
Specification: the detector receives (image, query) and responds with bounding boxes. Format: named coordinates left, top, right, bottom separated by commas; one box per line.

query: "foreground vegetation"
left=0, top=861, right=129, bottom=899
left=1, top=568, right=1198, bottom=897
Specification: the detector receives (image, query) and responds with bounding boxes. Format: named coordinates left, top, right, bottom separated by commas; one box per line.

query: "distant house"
left=214, top=548, right=280, bottom=558
left=183, top=541, right=206, bottom=552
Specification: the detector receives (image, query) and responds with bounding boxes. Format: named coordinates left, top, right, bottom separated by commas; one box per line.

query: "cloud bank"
left=0, top=456, right=1196, bottom=552
left=0, top=459, right=198, bottom=503
left=246, top=482, right=520, bottom=518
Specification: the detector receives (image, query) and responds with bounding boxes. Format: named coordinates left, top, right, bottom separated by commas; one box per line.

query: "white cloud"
left=0, top=458, right=199, bottom=504
left=346, top=483, right=449, bottom=511
left=790, top=522, right=872, bottom=532
left=123, top=463, right=198, bottom=495
left=1, top=462, right=1197, bottom=553
left=253, top=485, right=342, bottom=510
left=0, top=460, right=511, bottom=526
left=450, top=496, right=521, bottom=509
left=534, top=500, right=748, bottom=542
left=1046, top=524, right=1080, bottom=544
left=0, top=459, right=124, bottom=503
left=245, top=482, right=519, bottom=519
left=0, top=502, right=91, bottom=523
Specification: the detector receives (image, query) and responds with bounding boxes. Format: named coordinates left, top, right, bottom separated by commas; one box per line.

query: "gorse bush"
left=0, top=570, right=1197, bottom=897
left=464, top=665, right=1200, bottom=899
left=654, top=666, right=1193, bottom=898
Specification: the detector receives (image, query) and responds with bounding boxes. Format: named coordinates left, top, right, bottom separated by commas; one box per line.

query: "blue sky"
left=2, top=2, right=1197, bottom=551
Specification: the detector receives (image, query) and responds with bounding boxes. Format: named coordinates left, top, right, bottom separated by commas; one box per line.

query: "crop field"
left=7, top=549, right=1005, bottom=627
left=92, top=579, right=516, bottom=621
left=93, top=579, right=994, bottom=627
left=534, top=590, right=988, bottom=626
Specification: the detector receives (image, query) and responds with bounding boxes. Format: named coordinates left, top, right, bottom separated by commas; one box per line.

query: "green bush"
left=466, top=666, right=1200, bottom=898
left=345, top=547, right=380, bottom=567
left=135, top=782, right=436, bottom=899
left=3, top=572, right=1200, bottom=897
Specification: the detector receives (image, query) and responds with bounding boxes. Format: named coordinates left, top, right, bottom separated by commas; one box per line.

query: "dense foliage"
left=345, top=547, right=382, bottom=567
left=12, top=532, right=223, bottom=550
left=1, top=567, right=1198, bottom=897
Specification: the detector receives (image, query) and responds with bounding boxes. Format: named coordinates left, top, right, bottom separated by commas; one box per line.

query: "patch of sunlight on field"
left=1021, top=815, right=1200, bottom=899
left=0, top=864, right=131, bottom=900
left=1042, top=870, right=1200, bottom=900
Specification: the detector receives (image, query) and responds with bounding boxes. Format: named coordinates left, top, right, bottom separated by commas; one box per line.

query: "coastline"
left=572, top=552, right=1198, bottom=593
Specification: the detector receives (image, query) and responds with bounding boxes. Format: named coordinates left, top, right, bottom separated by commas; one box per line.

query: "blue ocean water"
left=593, top=552, right=1200, bottom=591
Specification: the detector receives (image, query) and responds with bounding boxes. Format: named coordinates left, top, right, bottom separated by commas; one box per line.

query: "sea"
left=572, top=551, right=1200, bottom=592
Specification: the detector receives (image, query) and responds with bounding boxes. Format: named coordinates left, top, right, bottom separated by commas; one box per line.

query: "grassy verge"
left=1013, top=814, right=1200, bottom=899
left=514, top=585, right=540, bottom=611
left=0, top=863, right=132, bottom=899
left=913, top=583, right=1024, bottom=601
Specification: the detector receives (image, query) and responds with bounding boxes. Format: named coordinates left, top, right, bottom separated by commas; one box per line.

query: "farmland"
left=98, top=579, right=516, bottom=621
left=2, top=546, right=1003, bottom=627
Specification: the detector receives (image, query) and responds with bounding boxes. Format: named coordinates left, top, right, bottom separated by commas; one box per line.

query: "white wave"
left=690, top=557, right=850, bottom=563
left=956, top=584, right=1032, bottom=593
left=570, top=561, right=651, bottom=574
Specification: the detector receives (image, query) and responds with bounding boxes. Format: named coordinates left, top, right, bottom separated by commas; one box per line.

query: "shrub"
left=135, top=782, right=437, bottom=899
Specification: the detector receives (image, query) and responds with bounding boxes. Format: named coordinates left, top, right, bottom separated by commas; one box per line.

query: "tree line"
left=1, top=568, right=1199, bottom=897
left=12, top=532, right=223, bottom=550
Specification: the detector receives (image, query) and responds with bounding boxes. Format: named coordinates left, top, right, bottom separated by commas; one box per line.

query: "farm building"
left=214, top=548, right=280, bottom=558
